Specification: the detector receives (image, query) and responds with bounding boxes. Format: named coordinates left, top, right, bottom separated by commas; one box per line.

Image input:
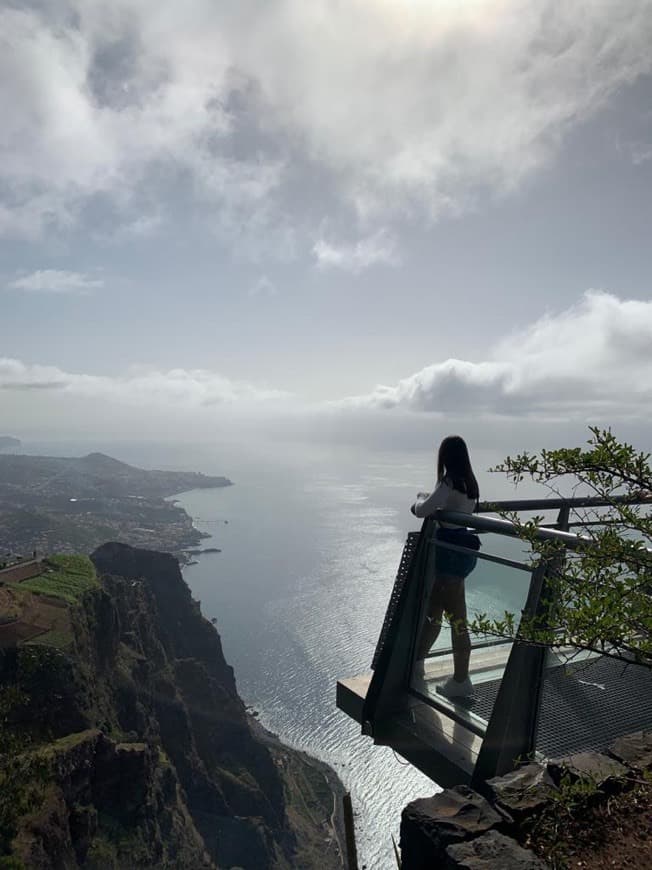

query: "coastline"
left=176, top=490, right=347, bottom=868
left=174, top=471, right=432, bottom=870
left=249, top=715, right=347, bottom=869
left=0, top=452, right=232, bottom=560
left=167, top=488, right=230, bottom=564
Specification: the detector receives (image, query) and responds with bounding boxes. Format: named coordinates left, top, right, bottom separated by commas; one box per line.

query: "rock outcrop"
left=0, top=543, right=343, bottom=869
left=400, top=740, right=652, bottom=869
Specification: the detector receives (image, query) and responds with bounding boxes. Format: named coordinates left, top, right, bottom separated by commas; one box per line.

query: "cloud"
left=0, top=4, right=283, bottom=242
left=340, top=292, right=652, bottom=419
left=0, top=358, right=291, bottom=407
left=2, top=292, right=651, bottom=421
left=248, top=274, right=277, bottom=297
left=631, top=143, right=652, bottom=165
left=313, top=230, right=399, bottom=273
left=7, top=269, right=103, bottom=294
left=1, top=2, right=651, bottom=241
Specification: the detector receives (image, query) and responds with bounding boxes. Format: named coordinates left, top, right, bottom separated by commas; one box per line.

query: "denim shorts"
left=433, top=527, right=481, bottom=579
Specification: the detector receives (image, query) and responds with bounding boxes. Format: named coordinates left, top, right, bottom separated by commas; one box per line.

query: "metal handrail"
left=434, top=509, right=590, bottom=549
left=476, top=494, right=652, bottom=513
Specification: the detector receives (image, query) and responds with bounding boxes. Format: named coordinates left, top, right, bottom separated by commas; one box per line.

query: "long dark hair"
left=437, top=435, right=479, bottom=501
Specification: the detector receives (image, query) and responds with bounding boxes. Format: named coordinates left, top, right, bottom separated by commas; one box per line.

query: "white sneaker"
left=436, top=676, right=473, bottom=699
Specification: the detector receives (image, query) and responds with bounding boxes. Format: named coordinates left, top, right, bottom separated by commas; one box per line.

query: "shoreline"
left=177, top=497, right=347, bottom=868
left=166, top=485, right=230, bottom=564
left=249, top=715, right=347, bottom=869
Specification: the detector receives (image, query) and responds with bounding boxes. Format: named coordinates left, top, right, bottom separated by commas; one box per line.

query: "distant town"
left=0, top=450, right=231, bottom=563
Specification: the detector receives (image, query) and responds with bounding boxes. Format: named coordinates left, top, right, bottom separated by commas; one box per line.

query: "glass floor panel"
left=411, top=642, right=513, bottom=734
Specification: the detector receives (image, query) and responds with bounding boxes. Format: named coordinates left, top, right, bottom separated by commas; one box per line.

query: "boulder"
left=547, top=751, right=628, bottom=791
left=486, top=764, right=555, bottom=822
left=446, top=829, right=549, bottom=869
left=609, top=731, right=652, bottom=771
left=401, top=786, right=503, bottom=869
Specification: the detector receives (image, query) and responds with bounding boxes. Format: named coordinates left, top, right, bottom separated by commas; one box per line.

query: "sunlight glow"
left=372, top=0, right=508, bottom=32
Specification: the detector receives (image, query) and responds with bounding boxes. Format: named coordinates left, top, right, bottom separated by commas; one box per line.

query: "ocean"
left=20, top=436, right=530, bottom=869
left=173, top=437, right=531, bottom=869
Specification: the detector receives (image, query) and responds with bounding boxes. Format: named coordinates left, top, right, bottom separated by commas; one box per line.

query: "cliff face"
left=11, top=729, right=213, bottom=870
left=0, top=543, right=343, bottom=869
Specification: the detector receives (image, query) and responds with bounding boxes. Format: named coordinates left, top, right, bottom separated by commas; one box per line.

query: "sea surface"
left=173, top=439, right=531, bottom=869
left=20, top=436, right=532, bottom=869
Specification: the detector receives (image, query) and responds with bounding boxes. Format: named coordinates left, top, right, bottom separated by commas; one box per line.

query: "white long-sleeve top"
left=411, top=479, right=476, bottom=527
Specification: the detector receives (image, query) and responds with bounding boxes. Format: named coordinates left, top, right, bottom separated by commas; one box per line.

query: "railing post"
left=556, top=505, right=570, bottom=531
left=471, top=561, right=552, bottom=786
left=362, top=520, right=432, bottom=730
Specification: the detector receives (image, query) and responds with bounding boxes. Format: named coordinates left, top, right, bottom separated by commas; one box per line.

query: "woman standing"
left=411, top=435, right=480, bottom=698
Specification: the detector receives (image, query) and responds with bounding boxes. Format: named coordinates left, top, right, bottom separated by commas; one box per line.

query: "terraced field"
left=0, top=554, right=94, bottom=649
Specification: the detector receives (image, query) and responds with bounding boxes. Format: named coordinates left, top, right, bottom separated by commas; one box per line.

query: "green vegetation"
left=25, top=629, right=73, bottom=650
left=523, top=774, right=652, bottom=869
left=20, top=554, right=98, bottom=605
left=0, top=686, right=47, bottom=860
left=470, top=428, right=652, bottom=667
left=46, top=554, right=95, bottom=575
left=33, top=731, right=98, bottom=762
left=84, top=837, right=118, bottom=869
left=0, top=857, right=25, bottom=869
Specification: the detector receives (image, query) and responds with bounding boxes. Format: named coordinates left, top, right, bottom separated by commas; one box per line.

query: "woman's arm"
left=411, top=481, right=450, bottom=518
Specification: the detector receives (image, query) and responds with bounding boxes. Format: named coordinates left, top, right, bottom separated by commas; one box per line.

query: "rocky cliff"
left=0, top=543, right=343, bottom=869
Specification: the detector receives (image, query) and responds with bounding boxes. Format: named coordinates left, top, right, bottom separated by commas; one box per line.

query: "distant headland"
left=0, top=451, right=232, bottom=562
left=0, top=436, right=21, bottom=450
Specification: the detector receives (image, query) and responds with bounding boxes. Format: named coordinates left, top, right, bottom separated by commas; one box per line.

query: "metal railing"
left=432, top=509, right=589, bottom=548
left=360, top=493, right=651, bottom=786
left=476, top=494, right=652, bottom=512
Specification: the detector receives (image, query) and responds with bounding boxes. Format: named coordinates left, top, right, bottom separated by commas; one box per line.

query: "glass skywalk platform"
left=336, top=497, right=652, bottom=788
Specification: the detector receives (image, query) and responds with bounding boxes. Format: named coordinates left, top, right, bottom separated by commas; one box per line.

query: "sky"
left=1, top=0, right=652, bottom=450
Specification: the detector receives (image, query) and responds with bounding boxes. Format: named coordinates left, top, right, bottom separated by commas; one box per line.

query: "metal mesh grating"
left=536, top=656, right=652, bottom=758
left=455, top=677, right=500, bottom=724
left=371, top=532, right=420, bottom=670
left=469, top=655, right=652, bottom=758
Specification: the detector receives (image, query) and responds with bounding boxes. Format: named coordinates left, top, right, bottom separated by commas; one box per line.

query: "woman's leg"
left=416, top=585, right=444, bottom=661
left=439, top=577, right=471, bottom=682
